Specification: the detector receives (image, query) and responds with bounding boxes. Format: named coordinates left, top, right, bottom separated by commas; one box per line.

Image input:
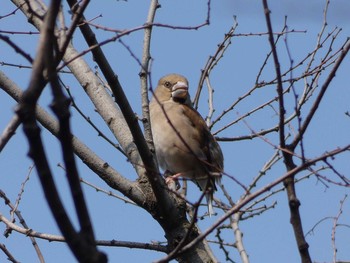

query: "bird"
left=149, top=73, right=224, bottom=216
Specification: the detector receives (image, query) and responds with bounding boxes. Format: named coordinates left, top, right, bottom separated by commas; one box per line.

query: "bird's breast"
left=150, top=101, right=206, bottom=174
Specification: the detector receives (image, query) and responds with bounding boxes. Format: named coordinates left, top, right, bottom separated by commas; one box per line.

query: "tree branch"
left=262, top=1, right=311, bottom=262
left=140, top=0, right=158, bottom=156
left=65, top=0, right=176, bottom=219
left=0, top=70, right=144, bottom=205
left=179, top=145, right=350, bottom=257
left=11, top=0, right=148, bottom=204
left=291, top=38, right=350, bottom=149
left=0, top=212, right=168, bottom=253
left=14, top=0, right=105, bottom=262
left=0, top=114, right=21, bottom=153
left=0, top=189, right=44, bottom=263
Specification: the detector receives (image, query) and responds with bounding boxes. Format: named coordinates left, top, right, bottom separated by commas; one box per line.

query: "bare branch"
left=0, top=243, right=19, bottom=263
left=291, top=38, right=350, bottom=149
left=0, top=188, right=45, bottom=263
left=65, top=0, right=176, bottom=221
left=140, top=0, right=159, bottom=159
left=0, top=70, right=143, bottom=204
left=15, top=0, right=107, bottom=261
left=262, top=1, right=311, bottom=262
left=332, top=195, right=348, bottom=262
left=0, top=114, right=21, bottom=153
left=0, top=212, right=168, bottom=253
left=179, top=145, right=350, bottom=256
left=0, top=34, right=33, bottom=63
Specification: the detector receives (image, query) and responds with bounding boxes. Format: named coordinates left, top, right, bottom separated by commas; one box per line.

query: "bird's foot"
left=164, top=172, right=181, bottom=191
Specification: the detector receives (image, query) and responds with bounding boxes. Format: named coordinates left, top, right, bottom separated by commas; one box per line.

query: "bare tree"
left=1, top=0, right=349, bottom=262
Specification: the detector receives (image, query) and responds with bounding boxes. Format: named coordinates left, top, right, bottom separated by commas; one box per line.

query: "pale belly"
left=150, top=102, right=206, bottom=177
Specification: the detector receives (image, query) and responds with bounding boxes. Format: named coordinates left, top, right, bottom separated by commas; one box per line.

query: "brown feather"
left=150, top=73, right=224, bottom=216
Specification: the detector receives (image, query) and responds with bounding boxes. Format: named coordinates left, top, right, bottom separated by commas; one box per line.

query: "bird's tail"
left=206, top=192, right=214, bottom=217
left=197, top=177, right=217, bottom=216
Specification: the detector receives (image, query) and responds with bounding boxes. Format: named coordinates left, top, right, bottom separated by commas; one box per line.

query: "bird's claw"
left=164, top=172, right=181, bottom=191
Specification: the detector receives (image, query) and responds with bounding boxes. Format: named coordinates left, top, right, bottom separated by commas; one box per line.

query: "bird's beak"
left=171, top=81, right=188, bottom=100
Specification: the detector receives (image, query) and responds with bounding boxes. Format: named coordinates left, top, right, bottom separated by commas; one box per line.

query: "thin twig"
left=178, top=145, right=350, bottom=256
left=0, top=188, right=45, bottom=263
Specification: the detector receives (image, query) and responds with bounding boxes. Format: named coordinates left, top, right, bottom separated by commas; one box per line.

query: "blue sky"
left=1, top=1, right=350, bottom=262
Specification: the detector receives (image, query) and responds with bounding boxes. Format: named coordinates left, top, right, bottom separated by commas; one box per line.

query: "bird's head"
left=155, top=74, right=191, bottom=104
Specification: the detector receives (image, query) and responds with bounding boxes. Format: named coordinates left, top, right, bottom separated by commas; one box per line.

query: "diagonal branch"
left=11, top=0, right=151, bottom=206
left=178, top=144, right=350, bottom=256
left=0, top=189, right=44, bottom=263
left=0, top=114, right=21, bottom=153
left=290, top=38, right=350, bottom=150
left=0, top=70, right=144, bottom=205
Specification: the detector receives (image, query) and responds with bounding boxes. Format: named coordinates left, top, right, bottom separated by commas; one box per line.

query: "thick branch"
left=15, top=0, right=106, bottom=262
left=0, top=70, right=144, bottom=205
left=46, top=29, right=97, bottom=248
left=11, top=0, right=149, bottom=206
left=65, top=0, right=178, bottom=222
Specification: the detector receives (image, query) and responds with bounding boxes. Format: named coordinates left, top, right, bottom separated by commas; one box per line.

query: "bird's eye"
left=164, top=81, right=171, bottom=88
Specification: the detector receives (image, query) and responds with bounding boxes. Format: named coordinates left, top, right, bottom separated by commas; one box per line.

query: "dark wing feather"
left=181, top=104, right=224, bottom=190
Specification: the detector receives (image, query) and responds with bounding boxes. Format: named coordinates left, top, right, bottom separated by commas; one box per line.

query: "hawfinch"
left=149, top=74, right=224, bottom=216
